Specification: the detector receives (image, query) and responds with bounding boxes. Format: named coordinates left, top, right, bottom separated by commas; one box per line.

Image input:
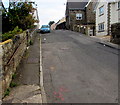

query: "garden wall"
left=110, top=23, right=120, bottom=44
left=0, top=30, right=34, bottom=97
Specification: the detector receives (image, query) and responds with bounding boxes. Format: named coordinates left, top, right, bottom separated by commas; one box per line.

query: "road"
left=41, top=30, right=118, bottom=103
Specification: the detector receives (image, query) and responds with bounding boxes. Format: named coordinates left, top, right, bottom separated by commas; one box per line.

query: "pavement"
left=2, top=33, right=43, bottom=104
left=42, top=30, right=118, bottom=103
left=91, top=35, right=120, bottom=50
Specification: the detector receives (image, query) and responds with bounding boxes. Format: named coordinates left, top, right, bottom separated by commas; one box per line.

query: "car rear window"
left=41, top=25, right=49, bottom=28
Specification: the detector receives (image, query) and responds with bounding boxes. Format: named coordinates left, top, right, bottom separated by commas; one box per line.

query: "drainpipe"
left=107, top=2, right=111, bottom=35
left=69, top=14, right=70, bottom=29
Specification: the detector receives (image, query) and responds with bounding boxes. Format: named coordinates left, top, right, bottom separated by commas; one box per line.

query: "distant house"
left=95, top=0, right=120, bottom=36
left=56, top=17, right=66, bottom=30
left=51, top=23, right=57, bottom=30
left=33, top=8, right=40, bottom=29
left=31, top=3, right=40, bottom=29
left=65, top=1, right=88, bottom=31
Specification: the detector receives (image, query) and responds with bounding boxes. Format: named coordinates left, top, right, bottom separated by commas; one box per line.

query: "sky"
left=3, top=0, right=67, bottom=26
left=34, top=0, right=67, bottom=26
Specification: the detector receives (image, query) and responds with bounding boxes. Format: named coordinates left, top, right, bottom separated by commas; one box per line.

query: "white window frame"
left=76, top=13, right=82, bottom=20
left=99, top=6, right=104, bottom=16
left=98, top=23, right=104, bottom=32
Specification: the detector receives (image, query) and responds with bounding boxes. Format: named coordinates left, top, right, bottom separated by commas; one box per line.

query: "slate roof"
left=66, top=2, right=88, bottom=10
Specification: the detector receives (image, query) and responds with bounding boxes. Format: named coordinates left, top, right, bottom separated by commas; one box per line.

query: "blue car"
left=39, top=25, right=50, bottom=33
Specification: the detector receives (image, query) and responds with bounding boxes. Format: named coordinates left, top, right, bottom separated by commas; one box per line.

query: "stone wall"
left=0, top=30, right=36, bottom=97
left=110, top=23, right=120, bottom=44
left=86, top=2, right=95, bottom=24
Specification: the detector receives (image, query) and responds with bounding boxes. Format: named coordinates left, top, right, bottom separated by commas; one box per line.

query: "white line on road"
left=39, top=35, right=47, bottom=103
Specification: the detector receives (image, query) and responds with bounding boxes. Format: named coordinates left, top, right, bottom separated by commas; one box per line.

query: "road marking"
left=39, top=35, right=47, bottom=103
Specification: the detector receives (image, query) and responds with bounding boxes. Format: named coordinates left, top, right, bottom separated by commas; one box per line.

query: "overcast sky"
left=34, top=0, right=67, bottom=26
left=3, top=0, right=67, bottom=26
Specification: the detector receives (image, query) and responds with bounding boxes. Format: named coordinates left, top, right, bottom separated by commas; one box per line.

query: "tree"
left=2, top=2, right=37, bottom=33
left=48, top=21, right=55, bottom=26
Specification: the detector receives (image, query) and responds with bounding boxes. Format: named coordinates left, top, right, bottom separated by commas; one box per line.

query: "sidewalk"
left=2, top=34, right=42, bottom=103
left=91, top=35, right=120, bottom=50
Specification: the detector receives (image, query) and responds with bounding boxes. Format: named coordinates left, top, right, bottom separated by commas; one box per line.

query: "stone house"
left=83, top=1, right=96, bottom=36
left=65, top=0, right=96, bottom=36
left=65, top=1, right=88, bottom=32
left=95, top=0, right=120, bottom=36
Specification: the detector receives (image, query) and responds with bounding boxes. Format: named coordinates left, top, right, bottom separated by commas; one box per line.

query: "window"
left=118, top=1, right=120, bottom=9
left=76, top=13, right=82, bottom=20
left=99, top=6, right=104, bottom=15
left=98, top=23, right=104, bottom=32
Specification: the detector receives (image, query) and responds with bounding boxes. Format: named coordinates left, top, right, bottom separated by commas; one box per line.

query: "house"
left=95, top=1, right=109, bottom=36
left=51, top=23, right=57, bottom=30
left=31, top=3, right=40, bottom=29
left=65, top=1, right=88, bottom=32
left=110, top=0, right=120, bottom=25
left=33, top=7, right=40, bottom=29
left=56, top=17, right=66, bottom=30
left=65, top=0, right=96, bottom=36
left=110, top=0, right=120, bottom=44
left=83, top=1, right=96, bottom=36
left=95, top=0, right=120, bottom=36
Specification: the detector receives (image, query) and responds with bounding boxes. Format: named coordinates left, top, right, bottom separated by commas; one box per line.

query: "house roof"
left=66, top=2, right=88, bottom=10
left=56, top=17, right=66, bottom=25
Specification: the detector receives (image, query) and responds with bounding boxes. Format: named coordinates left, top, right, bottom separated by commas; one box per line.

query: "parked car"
left=38, top=25, right=50, bottom=33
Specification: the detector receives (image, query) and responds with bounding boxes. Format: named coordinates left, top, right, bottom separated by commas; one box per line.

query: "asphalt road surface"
left=41, top=30, right=118, bottom=103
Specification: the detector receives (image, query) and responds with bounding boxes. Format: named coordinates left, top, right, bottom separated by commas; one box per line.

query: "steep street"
left=41, top=30, right=118, bottom=103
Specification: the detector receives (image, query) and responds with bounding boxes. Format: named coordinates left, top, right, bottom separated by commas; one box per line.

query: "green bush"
left=2, top=26, right=23, bottom=42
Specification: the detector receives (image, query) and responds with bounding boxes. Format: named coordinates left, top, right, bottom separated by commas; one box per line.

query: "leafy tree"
left=2, top=2, right=37, bottom=33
